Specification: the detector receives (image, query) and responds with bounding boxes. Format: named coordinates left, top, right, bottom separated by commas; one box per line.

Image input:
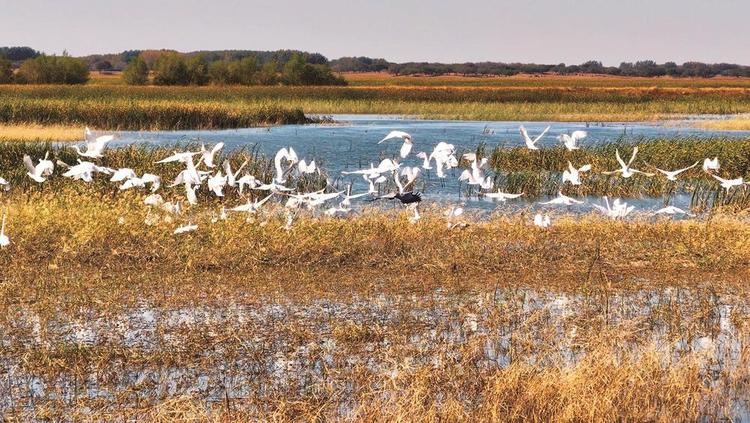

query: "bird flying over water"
left=557, top=130, right=587, bottom=151
left=519, top=125, right=550, bottom=150
left=562, top=161, right=592, bottom=185
left=379, top=131, right=413, bottom=158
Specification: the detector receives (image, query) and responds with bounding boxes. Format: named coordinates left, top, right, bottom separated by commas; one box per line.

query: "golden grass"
left=694, top=117, right=750, bottom=130
left=0, top=123, right=83, bottom=142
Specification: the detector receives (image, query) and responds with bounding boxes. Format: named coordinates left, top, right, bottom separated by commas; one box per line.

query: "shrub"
left=208, top=61, right=231, bottom=85
left=122, top=55, right=149, bottom=85
left=15, top=54, right=89, bottom=84
left=0, top=57, right=12, bottom=84
left=186, top=55, right=209, bottom=86
left=228, top=56, right=257, bottom=85
left=152, top=53, right=189, bottom=86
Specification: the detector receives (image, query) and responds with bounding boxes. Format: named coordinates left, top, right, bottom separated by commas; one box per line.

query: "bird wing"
left=519, top=126, right=532, bottom=144
left=675, top=161, right=700, bottom=174
left=534, top=126, right=551, bottom=143
left=615, top=149, right=626, bottom=169
left=571, top=130, right=587, bottom=141
left=400, top=142, right=412, bottom=158
left=22, top=155, right=36, bottom=174
left=211, top=142, right=225, bottom=156
left=627, top=147, right=639, bottom=167
left=578, top=164, right=592, bottom=172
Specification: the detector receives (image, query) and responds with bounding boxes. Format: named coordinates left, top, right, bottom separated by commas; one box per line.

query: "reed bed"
left=343, top=72, right=750, bottom=89
left=0, top=187, right=749, bottom=420
left=3, top=84, right=750, bottom=126
left=481, top=137, right=750, bottom=209
left=695, top=117, right=750, bottom=131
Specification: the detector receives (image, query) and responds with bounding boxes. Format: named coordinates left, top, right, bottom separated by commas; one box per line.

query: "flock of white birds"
left=0, top=125, right=744, bottom=246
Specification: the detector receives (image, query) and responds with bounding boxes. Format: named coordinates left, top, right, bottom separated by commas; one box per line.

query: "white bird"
left=712, top=174, right=745, bottom=191
left=173, top=223, right=198, bottom=235
left=655, top=206, right=695, bottom=217
left=593, top=197, right=634, bottom=219
left=231, top=193, right=274, bottom=213
left=144, top=194, right=165, bottom=207
left=603, top=147, right=653, bottom=178
left=534, top=213, right=551, bottom=228
left=519, top=125, right=550, bottom=150
left=459, top=153, right=491, bottom=188
left=444, top=206, right=467, bottom=229
left=0, top=176, right=8, bottom=190
left=378, top=130, right=413, bottom=158
left=562, top=161, right=592, bottom=185
left=409, top=206, right=421, bottom=224
left=237, top=175, right=259, bottom=194
left=557, top=131, right=587, bottom=151
left=396, top=166, right=421, bottom=193
left=73, top=127, right=114, bottom=158
left=485, top=190, right=524, bottom=201
left=110, top=168, right=137, bottom=182
left=340, top=183, right=372, bottom=207
left=416, top=152, right=432, bottom=169
left=62, top=160, right=111, bottom=182
left=274, top=147, right=299, bottom=183
left=23, top=153, right=55, bottom=183
left=654, top=162, right=699, bottom=181
left=223, top=159, right=247, bottom=188
left=185, top=182, right=198, bottom=205
left=207, top=171, right=228, bottom=197
left=298, top=159, right=318, bottom=174
left=703, top=157, right=720, bottom=173
left=0, top=209, right=9, bottom=248
left=169, top=156, right=202, bottom=187
left=540, top=191, right=584, bottom=206
left=200, top=142, right=224, bottom=168
left=141, top=173, right=161, bottom=192
left=428, top=142, right=458, bottom=178
left=156, top=150, right=200, bottom=164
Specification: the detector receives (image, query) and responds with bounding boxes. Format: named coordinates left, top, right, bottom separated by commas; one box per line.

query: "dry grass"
left=0, top=188, right=749, bottom=420
left=694, top=117, right=750, bottom=131
left=0, top=123, right=83, bottom=142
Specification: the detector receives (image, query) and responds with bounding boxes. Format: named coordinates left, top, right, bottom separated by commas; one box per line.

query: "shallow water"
left=110, top=115, right=750, bottom=212
left=1, top=286, right=747, bottom=418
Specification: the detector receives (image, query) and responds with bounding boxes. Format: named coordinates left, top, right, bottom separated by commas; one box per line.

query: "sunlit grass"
left=694, top=117, right=750, bottom=131
left=0, top=123, right=83, bottom=142
left=3, top=83, right=750, bottom=127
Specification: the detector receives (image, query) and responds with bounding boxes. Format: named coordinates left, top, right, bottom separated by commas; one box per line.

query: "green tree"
left=122, top=55, right=149, bottom=85
left=257, top=60, right=278, bottom=85
left=0, top=57, right=12, bottom=84
left=186, top=55, right=209, bottom=85
left=228, top=56, right=257, bottom=85
left=152, top=52, right=189, bottom=85
left=299, top=63, right=347, bottom=86
left=16, top=55, right=89, bottom=84
left=208, top=61, right=230, bottom=85
left=282, top=53, right=306, bottom=85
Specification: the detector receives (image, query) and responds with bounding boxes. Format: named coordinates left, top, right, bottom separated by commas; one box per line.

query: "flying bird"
left=200, top=142, right=224, bottom=168
left=72, top=127, right=114, bottom=158
left=534, top=213, right=552, bottom=228
left=379, top=131, right=413, bottom=158
left=23, top=153, right=55, bottom=183
left=519, top=125, right=550, bottom=150
left=702, top=157, right=720, bottom=173
left=654, top=161, right=699, bottom=181
left=540, top=191, right=584, bottom=206
left=603, top=147, right=653, bottom=178
left=562, top=161, right=592, bottom=185
left=557, top=130, right=587, bottom=151
left=0, top=209, right=9, bottom=248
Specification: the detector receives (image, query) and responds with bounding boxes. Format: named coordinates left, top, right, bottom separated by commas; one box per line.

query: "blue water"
left=110, top=115, right=750, bottom=212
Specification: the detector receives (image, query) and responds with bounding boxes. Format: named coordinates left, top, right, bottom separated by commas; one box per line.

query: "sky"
left=1, top=0, right=748, bottom=65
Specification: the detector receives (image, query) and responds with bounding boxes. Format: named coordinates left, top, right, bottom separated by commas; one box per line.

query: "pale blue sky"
left=1, top=0, right=748, bottom=64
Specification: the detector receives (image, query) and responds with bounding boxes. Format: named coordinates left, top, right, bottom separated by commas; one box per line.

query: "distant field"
left=342, top=72, right=750, bottom=88
left=2, top=73, right=750, bottom=130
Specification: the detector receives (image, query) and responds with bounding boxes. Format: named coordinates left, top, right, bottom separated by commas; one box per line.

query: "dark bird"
left=382, top=191, right=422, bottom=205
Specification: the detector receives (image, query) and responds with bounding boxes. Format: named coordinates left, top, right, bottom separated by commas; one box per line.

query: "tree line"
left=0, top=53, right=89, bottom=84
left=330, top=57, right=750, bottom=78
left=122, top=52, right=346, bottom=86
